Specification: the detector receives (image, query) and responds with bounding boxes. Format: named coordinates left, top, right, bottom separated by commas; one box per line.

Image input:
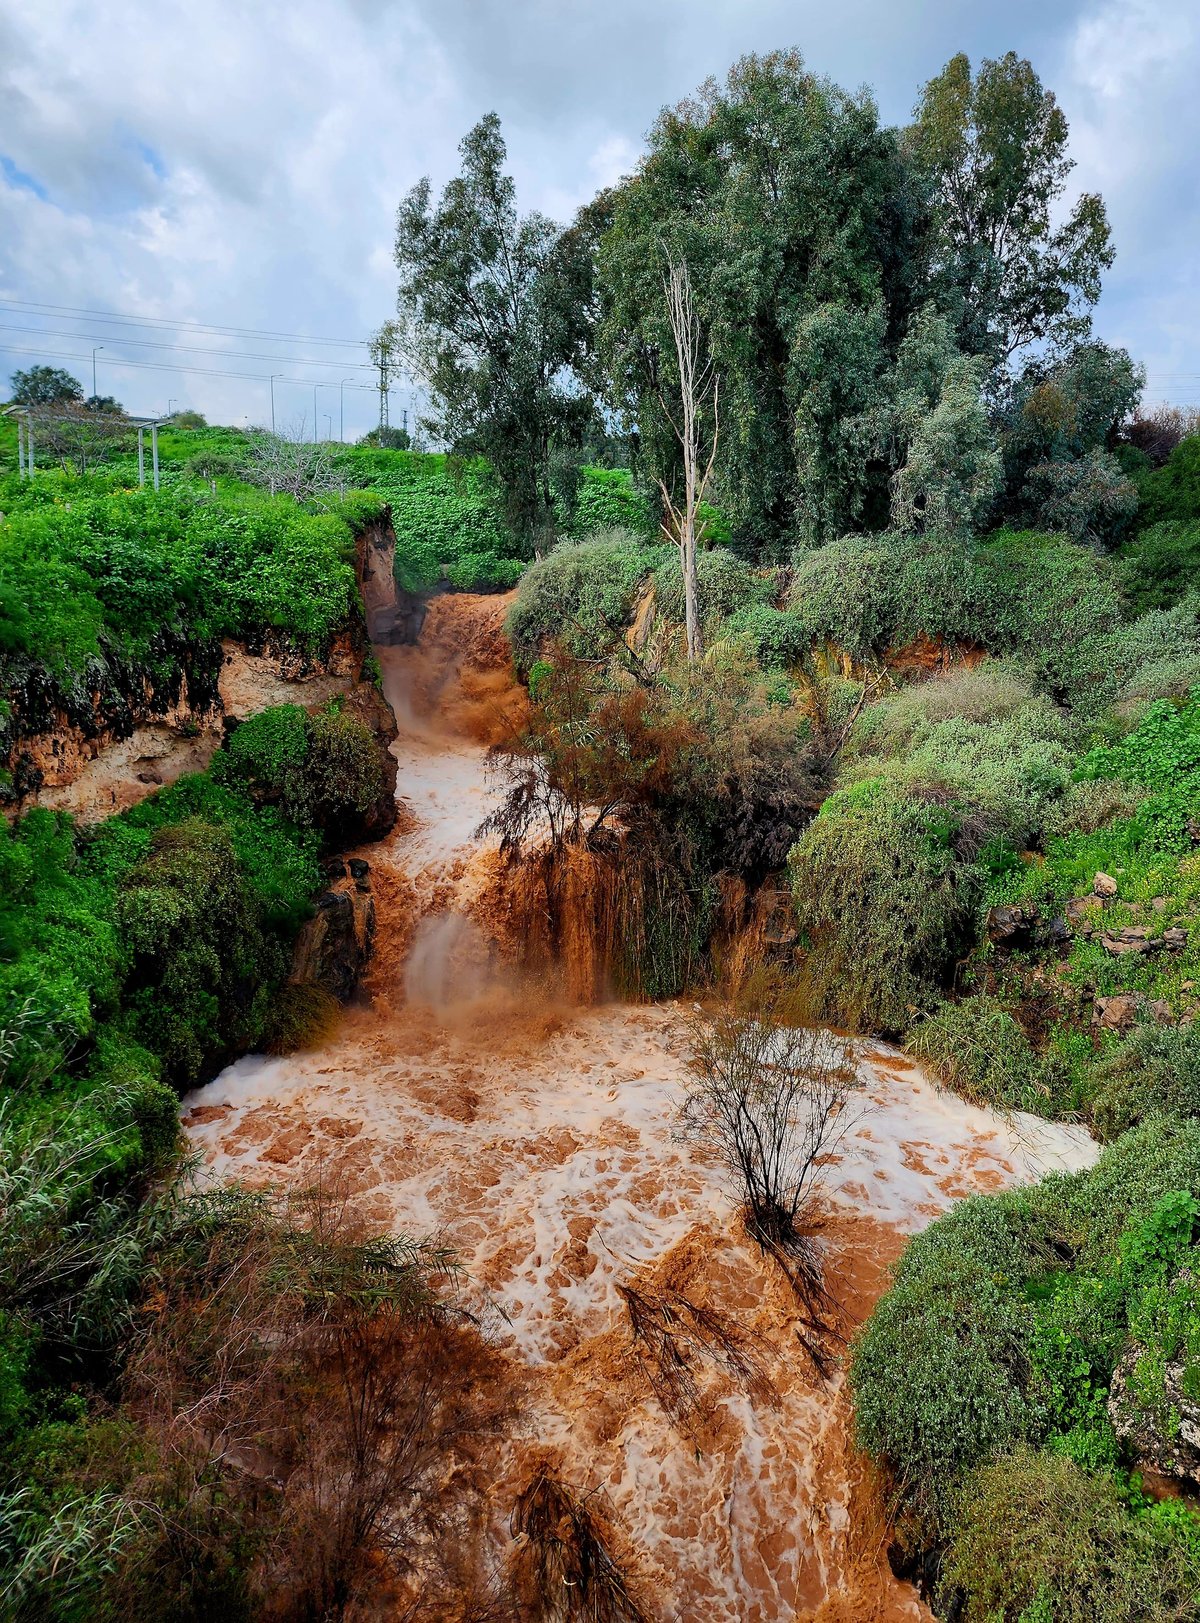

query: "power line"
left=0, top=322, right=374, bottom=370
left=0, top=296, right=368, bottom=348
left=0, top=341, right=383, bottom=389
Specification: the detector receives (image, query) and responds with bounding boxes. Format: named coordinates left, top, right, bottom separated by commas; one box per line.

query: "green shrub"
left=1078, top=687, right=1200, bottom=852
left=505, top=531, right=665, bottom=665
left=908, top=996, right=1051, bottom=1114
left=117, top=818, right=289, bottom=1088
left=569, top=466, right=657, bottom=539
left=263, top=983, right=341, bottom=1054
left=1091, top=1024, right=1200, bottom=1141
left=1119, top=523, right=1200, bottom=614
left=788, top=783, right=983, bottom=1030
left=1135, top=433, right=1200, bottom=526
left=846, top=684, right=1074, bottom=847
left=213, top=704, right=385, bottom=846
left=850, top=1196, right=1044, bottom=1529
left=939, top=1449, right=1200, bottom=1623
left=721, top=603, right=811, bottom=666
left=651, top=547, right=773, bottom=631
left=788, top=531, right=989, bottom=659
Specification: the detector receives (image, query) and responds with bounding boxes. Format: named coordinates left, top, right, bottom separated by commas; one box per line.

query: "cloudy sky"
left=2, top=0, right=1196, bottom=439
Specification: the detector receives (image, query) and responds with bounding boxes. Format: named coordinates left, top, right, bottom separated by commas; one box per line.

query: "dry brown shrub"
left=509, top=1471, right=650, bottom=1623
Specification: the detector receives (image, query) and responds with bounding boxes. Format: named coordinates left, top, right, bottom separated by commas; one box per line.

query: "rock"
left=1109, top=1288, right=1200, bottom=1490
left=1150, top=1000, right=1173, bottom=1023
left=1065, top=896, right=1101, bottom=935
left=1095, top=994, right=1142, bottom=1030
left=1164, top=927, right=1190, bottom=950
left=289, top=883, right=376, bottom=1002
left=1094, top=872, right=1119, bottom=898
left=347, top=857, right=371, bottom=889
left=1045, top=915, right=1072, bottom=947
left=1152, top=896, right=1168, bottom=912
left=987, top=903, right=1036, bottom=946
left=1101, top=928, right=1154, bottom=956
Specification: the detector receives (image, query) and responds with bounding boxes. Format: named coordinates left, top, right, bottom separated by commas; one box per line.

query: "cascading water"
left=183, top=589, right=1098, bottom=1621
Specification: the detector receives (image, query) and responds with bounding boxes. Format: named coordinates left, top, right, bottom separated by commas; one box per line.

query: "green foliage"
left=9, top=366, right=83, bottom=406
left=1119, top=524, right=1200, bottom=614
left=789, top=782, right=983, bottom=1030
left=569, top=467, right=657, bottom=540
left=854, top=1119, right=1200, bottom=1556
left=939, top=1449, right=1200, bottom=1623
left=1135, top=434, right=1200, bottom=527
left=1078, top=687, right=1200, bottom=852
left=394, top=113, right=594, bottom=548
left=651, top=547, right=772, bottom=632
left=506, top=532, right=665, bottom=665
left=910, top=53, right=1113, bottom=365
left=1091, top=1024, right=1200, bottom=1142
left=908, top=995, right=1053, bottom=1114
left=595, top=49, right=925, bottom=551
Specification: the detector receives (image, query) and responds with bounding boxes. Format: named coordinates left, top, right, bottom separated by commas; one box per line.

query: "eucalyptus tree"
left=393, top=114, right=594, bottom=552
left=909, top=51, right=1114, bottom=371
left=594, top=51, right=929, bottom=552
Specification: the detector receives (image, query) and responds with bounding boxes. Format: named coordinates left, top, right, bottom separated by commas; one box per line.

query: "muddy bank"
left=183, top=592, right=1097, bottom=1620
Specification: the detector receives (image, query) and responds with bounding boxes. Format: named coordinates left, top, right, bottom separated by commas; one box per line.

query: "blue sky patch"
left=0, top=155, right=49, bottom=200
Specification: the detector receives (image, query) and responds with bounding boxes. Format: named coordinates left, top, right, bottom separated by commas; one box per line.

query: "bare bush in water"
left=617, top=1276, right=773, bottom=1436
left=680, top=979, right=863, bottom=1371
left=510, top=1471, right=649, bottom=1623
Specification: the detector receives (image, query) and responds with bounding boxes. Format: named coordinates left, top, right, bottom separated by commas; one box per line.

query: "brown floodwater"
left=183, top=594, right=1097, bottom=1621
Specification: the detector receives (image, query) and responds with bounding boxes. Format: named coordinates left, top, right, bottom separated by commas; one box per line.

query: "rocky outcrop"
left=289, top=859, right=377, bottom=1001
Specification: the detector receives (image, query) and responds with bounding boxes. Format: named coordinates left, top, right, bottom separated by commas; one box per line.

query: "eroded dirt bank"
left=184, top=593, right=1097, bottom=1621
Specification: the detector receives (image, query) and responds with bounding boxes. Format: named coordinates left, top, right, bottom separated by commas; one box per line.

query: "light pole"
left=324, top=413, right=332, bottom=442
left=313, top=384, right=319, bottom=443
left=340, top=377, right=354, bottom=443
left=91, top=346, right=104, bottom=400
left=269, top=374, right=280, bottom=434
left=168, top=398, right=177, bottom=417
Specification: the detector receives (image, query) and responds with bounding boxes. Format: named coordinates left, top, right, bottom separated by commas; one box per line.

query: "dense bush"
left=939, top=1449, right=1200, bottom=1622
left=1119, top=523, right=1200, bottom=614
left=1134, top=433, right=1200, bottom=527
left=651, top=547, right=774, bottom=633
left=788, top=781, right=983, bottom=1030
left=213, top=702, right=387, bottom=847
left=505, top=531, right=667, bottom=665
left=854, top=1119, right=1200, bottom=1564
left=1091, top=1024, right=1200, bottom=1142
left=568, top=466, right=657, bottom=539
left=845, top=675, right=1074, bottom=847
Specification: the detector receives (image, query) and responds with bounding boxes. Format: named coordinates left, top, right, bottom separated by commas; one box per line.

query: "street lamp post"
left=339, top=377, right=354, bottom=443
left=269, top=374, right=280, bottom=434
left=313, top=384, right=319, bottom=443
left=91, top=346, right=104, bottom=400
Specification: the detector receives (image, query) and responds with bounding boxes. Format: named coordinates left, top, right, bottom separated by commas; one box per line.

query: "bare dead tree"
left=679, top=981, right=863, bottom=1371
left=28, top=402, right=129, bottom=474
left=655, top=252, right=719, bottom=665
left=242, top=426, right=342, bottom=504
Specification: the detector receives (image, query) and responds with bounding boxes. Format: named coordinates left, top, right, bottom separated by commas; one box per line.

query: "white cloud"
left=2, top=0, right=1197, bottom=428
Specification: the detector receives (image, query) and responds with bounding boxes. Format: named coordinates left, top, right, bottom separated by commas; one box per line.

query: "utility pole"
left=92, top=345, right=104, bottom=399
left=313, top=384, right=319, bottom=443
left=168, top=398, right=177, bottom=417
left=340, top=377, right=354, bottom=443
left=324, top=414, right=332, bottom=441
left=368, top=323, right=399, bottom=433
left=270, top=374, right=279, bottom=434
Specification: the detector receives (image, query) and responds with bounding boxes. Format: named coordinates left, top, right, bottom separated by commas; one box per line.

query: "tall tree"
left=910, top=52, right=1114, bottom=369
left=594, top=51, right=929, bottom=552
left=393, top=114, right=593, bottom=552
